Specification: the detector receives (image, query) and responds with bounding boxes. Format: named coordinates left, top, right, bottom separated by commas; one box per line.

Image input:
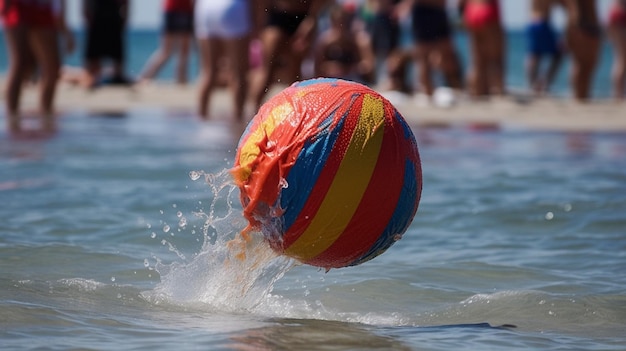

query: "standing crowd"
left=2, top=0, right=626, bottom=135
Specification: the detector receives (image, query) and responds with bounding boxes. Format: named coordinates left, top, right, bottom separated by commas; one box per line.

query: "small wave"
left=136, top=168, right=625, bottom=339
left=142, top=232, right=295, bottom=312
left=426, top=290, right=626, bottom=337
left=58, top=278, right=106, bottom=292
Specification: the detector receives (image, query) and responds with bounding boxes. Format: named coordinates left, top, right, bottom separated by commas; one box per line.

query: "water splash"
left=142, top=169, right=296, bottom=312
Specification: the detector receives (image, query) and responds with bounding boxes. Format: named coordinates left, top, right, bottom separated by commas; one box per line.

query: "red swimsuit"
left=463, top=0, right=501, bottom=30
left=608, top=2, right=626, bottom=27
left=163, top=0, right=193, bottom=13
left=1, top=0, right=57, bottom=28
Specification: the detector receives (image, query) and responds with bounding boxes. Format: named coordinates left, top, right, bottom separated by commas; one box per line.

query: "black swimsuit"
left=267, top=9, right=309, bottom=36
left=411, top=4, right=452, bottom=43
left=84, top=0, right=127, bottom=62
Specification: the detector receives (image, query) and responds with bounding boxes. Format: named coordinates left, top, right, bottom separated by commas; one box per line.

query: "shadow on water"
left=87, top=110, right=129, bottom=119
left=227, top=319, right=517, bottom=351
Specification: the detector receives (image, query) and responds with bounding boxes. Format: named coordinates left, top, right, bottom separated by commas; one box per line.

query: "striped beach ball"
left=232, top=78, right=422, bottom=269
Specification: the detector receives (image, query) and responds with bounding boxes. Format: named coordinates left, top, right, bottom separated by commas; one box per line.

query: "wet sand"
left=5, top=81, right=626, bottom=132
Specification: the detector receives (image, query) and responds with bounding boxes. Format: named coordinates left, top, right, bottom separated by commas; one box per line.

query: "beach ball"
left=232, top=78, right=422, bottom=269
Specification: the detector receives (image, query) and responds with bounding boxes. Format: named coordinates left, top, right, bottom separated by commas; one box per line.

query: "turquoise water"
left=0, top=29, right=618, bottom=98
left=1, top=109, right=625, bottom=350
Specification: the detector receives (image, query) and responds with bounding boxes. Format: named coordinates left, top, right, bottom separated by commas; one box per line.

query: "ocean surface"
left=1, top=106, right=625, bottom=350
left=0, top=29, right=618, bottom=98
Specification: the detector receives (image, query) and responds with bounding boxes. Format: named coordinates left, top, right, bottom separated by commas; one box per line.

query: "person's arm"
left=356, top=31, right=375, bottom=81
left=394, top=0, right=415, bottom=20
left=313, top=34, right=329, bottom=77
left=292, top=0, right=332, bottom=53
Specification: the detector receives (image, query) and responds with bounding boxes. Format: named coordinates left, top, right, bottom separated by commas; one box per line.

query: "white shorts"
left=194, top=0, right=251, bottom=39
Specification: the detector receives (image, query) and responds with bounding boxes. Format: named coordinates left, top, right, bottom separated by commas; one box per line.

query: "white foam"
left=142, top=170, right=296, bottom=312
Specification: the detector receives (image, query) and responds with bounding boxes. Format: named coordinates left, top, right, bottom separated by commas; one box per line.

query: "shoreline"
left=2, top=80, right=626, bottom=132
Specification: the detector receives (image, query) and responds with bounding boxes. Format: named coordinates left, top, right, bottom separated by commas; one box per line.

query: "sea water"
left=1, top=110, right=625, bottom=350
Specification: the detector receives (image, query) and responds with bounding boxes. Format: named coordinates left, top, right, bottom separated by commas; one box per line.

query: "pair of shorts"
left=163, top=0, right=193, bottom=13
left=85, top=21, right=124, bottom=62
left=0, top=0, right=57, bottom=28
left=411, top=4, right=451, bottom=43
left=267, top=9, right=308, bottom=36
left=163, top=11, right=193, bottom=34
left=194, top=0, right=250, bottom=39
left=526, top=20, right=559, bottom=56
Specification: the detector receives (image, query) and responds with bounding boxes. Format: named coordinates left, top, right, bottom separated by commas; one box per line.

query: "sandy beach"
left=3, top=80, right=626, bottom=132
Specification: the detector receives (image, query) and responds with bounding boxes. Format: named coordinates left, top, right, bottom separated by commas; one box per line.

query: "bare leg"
left=28, top=28, right=61, bottom=132
left=608, top=27, right=626, bottom=100
left=197, top=37, right=220, bottom=119
left=3, top=27, right=29, bottom=133
left=386, top=49, right=411, bottom=92
left=526, top=54, right=541, bottom=93
left=438, top=39, right=464, bottom=90
left=254, top=27, right=287, bottom=109
left=468, top=29, right=489, bottom=97
left=566, top=26, right=600, bottom=101
left=544, top=51, right=563, bottom=93
left=612, top=53, right=626, bottom=100
left=139, top=34, right=175, bottom=82
left=175, top=34, right=192, bottom=84
left=415, top=44, right=434, bottom=96
left=225, top=36, right=250, bottom=121
left=487, top=26, right=506, bottom=95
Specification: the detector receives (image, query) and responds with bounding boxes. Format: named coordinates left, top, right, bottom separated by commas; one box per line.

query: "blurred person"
left=252, top=0, right=332, bottom=109
left=459, top=0, right=505, bottom=97
left=138, top=0, right=194, bottom=85
left=368, top=0, right=400, bottom=65
left=1, top=0, right=74, bottom=134
left=526, top=0, right=564, bottom=95
left=83, top=0, right=131, bottom=88
left=195, top=0, right=257, bottom=121
left=314, top=2, right=375, bottom=83
left=561, top=0, right=601, bottom=101
left=399, top=0, right=463, bottom=98
left=607, top=0, right=626, bottom=100
left=368, top=0, right=410, bottom=92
